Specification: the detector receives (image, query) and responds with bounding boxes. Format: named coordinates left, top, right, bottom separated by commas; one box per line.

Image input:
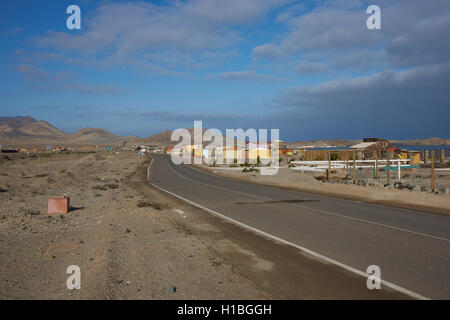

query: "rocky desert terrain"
left=0, top=151, right=272, bottom=299
left=0, top=150, right=408, bottom=299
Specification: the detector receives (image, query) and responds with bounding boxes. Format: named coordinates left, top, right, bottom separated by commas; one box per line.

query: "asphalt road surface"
left=149, top=154, right=450, bottom=299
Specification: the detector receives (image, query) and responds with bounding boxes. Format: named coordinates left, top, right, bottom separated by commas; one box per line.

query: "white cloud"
left=33, top=0, right=290, bottom=73
left=217, top=70, right=285, bottom=82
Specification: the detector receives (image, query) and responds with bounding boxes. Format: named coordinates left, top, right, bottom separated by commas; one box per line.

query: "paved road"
left=149, top=154, right=450, bottom=299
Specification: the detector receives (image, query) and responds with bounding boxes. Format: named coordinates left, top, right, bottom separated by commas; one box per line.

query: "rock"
left=92, top=185, right=107, bottom=191
left=400, top=182, right=409, bottom=189
left=137, top=201, right=162, bottom=210
left=412, top=185, right=421, bottom=192
left=125, top=228, right=131, bottom=233
left=444, top=187, right=450, bottom=195
left=394, top=182, right=402, bottom=189
left=22, top=209, right=40, bottom=216
left=165, top=286, right=176, bottom=294
left=407, top=183, right=416, bottom=190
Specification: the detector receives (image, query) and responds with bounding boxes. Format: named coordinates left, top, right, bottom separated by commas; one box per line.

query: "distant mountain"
left=68, top=128, right=120, bottom=144
left=142, top=128, right=227, bottom=146
left=67, top=128, right=142, bottom=145
left=390, top=137, right=450, bottom=146
left=1, top=116, right=448, bottom=147
left=0, top=116, right=68, bottom=141
left=142, top=129, right=173, bottom=146
left=287, top=139, right=359, bottom=148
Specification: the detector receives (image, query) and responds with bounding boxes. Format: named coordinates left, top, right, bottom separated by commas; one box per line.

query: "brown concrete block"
left=48, top=196, right=70, bottom=214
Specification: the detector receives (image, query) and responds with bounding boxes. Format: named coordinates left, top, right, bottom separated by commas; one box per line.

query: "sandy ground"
left=195, top=165, right=450, bottom=216
left=0, top=151, right=408, bottom=299
left=0, top=152, right=269, bottom=299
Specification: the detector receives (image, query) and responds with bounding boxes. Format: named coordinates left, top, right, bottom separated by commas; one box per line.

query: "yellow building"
left=248, top=147, right=271, bottom=162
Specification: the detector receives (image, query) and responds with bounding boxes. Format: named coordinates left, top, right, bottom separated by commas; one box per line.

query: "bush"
left=330, top=153, right=340, bottom=161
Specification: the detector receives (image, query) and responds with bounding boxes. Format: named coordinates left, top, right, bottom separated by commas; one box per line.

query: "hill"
left=0, top=116, right=68, bottom=142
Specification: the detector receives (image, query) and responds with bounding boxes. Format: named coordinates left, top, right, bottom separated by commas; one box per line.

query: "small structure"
left=349, top=138, right=390, bottom=159
left=247, top=145, right=271, bottom=163
left=48, top=196, right=70, bottom=214
left=214, top=146, right=245, bottom=164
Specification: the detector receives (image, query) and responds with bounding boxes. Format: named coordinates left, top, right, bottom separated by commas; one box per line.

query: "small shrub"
left=92, top=185, right=107, bottom=191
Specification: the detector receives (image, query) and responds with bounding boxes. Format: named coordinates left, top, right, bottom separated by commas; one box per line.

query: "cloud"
left=252, top=43, right=282, bottom=60
left=217, top=70, right=285, bottom=82
left=32, top=0, right=290, bottom=73
left=252, top=0, right=450, bottom=72
left=264, top=63, right=450, bottom=138
left=121, top=111, right=255, bottom=122
left=15, top=64, right=49, bottom=82
left=295, top=61, right=328, bottom=74
left=15, top=64, right=122, bottom=94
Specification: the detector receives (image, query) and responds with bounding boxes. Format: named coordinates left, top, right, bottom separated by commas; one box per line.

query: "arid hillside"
left=1, top=116, right=448, bottom=147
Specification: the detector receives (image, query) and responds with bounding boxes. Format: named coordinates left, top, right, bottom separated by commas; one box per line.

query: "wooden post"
left=328, top=151, right=331, bottom=181
left=375, top=152, right=378, bottom=179
left=346, top=156, right=349, bottom=177
left=352, top=150, right=356, bottom=180
left=431, top=150, right=435, bottom=193
left=387, top=151, right=391, bottom=185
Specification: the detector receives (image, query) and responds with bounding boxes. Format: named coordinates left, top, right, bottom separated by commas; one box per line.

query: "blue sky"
left=1, top=0, right=449, bottom=141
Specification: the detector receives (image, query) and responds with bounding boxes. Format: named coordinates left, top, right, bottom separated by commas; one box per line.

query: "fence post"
left=328, top=151, right=331, bottom=181
left=352, top=151, right=356, bottom=180
left=424, top=150, right=429, bottom=164
left=431, top=150, right=435, bottom=193
left=440, top=149, right=445, bottom=163
left=375, top=152, right=378, bottom=179
left=346, top=156, right=349, bottom=178
left=387, top=151, right=390, bottom=185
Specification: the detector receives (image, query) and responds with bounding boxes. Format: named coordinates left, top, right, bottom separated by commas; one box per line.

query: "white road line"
left=165, top=159, right=450, bottom=243
left=189, top=164, right=449, bottom=218
left=148, top=161, right=428, bottom=300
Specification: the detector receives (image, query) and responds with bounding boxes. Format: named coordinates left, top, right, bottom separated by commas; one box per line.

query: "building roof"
left=349, top=142, right=378, bottom=149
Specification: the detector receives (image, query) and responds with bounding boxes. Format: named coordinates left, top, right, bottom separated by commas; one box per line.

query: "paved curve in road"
left=148, top=154, right=450, bottom=299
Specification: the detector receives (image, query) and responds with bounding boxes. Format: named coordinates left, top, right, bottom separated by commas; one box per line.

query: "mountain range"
left=0, top=116, right=448, bottom=147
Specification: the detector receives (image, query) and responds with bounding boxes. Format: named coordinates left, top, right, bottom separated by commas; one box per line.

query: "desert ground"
left=0, top=150, right=407, bottom=299
left=0, top=151, right=270, bottom=299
